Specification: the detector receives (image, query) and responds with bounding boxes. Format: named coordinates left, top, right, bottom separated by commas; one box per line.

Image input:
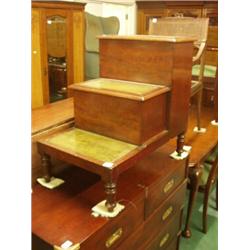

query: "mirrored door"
left=46, top=15, right=67, bottom=103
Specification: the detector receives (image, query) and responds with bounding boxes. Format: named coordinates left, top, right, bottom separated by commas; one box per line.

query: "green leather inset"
left=47, top=128, right=137, bottom=163
left=81, top=78, right=162, bottom=96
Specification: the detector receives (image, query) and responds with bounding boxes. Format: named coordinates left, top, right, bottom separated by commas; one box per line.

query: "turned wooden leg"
left=176, top=132, right=185, bottom=156
left=196, top=90, right=202, bottom=131
left=41, top=153, right=52, bottom=183
left=104, top=181, right=117, bottom=212
left=182, top=165, right=202, bottom=238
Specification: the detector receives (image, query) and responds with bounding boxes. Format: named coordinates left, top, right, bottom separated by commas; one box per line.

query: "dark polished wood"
left=146, top=210, right=183, bottom=250
left=32, top=98, right=74, bottom=185
left=32, top=167, right=145, bottom=250
left=32, top=98, right=74, bottom=136
left=136, top=1, right=218, bottom=59
left=33, top=130, right=189, bottom=250
left=41, top=153, right=52, bottom=182
left=182, top=165, right=202, bottom=238
left=136, top=0, right=218, bottom=110
left=121, top=141, right=187, bottom=219
left=70, top=80, right=169, bottom=145
left=201, top=155, right=218, bottom=233
left=99, top=36, right=193, bottom=139
left=120, top=182, right=186, bottom=249
left=37, top=35, right=194, bottom=211
left=181, top=106, right=218, bottom=237
left=177, top=132, right=185, bottom=156
left=104, top=181, right=117, bottom=213
left=167, top=235, right=179, bottom=250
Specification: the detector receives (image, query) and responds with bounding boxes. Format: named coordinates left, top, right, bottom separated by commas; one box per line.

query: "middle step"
left=69, top=78, right=171, bottom=145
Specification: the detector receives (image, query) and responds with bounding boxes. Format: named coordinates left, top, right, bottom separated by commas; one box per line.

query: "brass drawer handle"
left=105, top=228, right=123, bottom=248
left=162, top=206, right=173, bottom=221
left=159, top=233, right=170, bottom=248
left=163, top=179, right=175, bottom=193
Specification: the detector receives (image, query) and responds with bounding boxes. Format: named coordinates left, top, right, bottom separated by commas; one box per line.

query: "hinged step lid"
left=70, top=78, right=170, bottom=101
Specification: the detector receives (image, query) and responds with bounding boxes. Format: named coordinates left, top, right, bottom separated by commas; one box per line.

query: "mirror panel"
left=46, top=15, right=67, bottom=103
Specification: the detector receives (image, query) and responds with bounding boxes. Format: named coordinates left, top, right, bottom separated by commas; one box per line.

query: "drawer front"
left=80, top=196, right=144, bottom=250
left=120, top=181, right=186, bottom=250
left=146, top=210, right=182, bottom=250
left=145, top=159, right=186, bottom=217
left=165, top=235, right=179, bottom=250
left=146, top=181, right=186, bottom=233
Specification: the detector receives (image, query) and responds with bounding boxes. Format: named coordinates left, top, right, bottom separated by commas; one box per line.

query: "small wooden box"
left=70, top=78, right=170, bottom=145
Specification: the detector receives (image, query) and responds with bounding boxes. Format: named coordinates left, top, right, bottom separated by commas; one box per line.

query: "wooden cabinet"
left=32, top=1, right=86, bottom=109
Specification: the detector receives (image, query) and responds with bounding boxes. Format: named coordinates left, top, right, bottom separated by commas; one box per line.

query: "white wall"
left=85, top=2, right=103, bottom=16
left=85, top=1, right=136, bottom=35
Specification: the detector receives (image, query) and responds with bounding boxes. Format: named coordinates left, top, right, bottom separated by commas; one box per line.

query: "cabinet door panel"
left=32, top=9, right=45, bottom=108
left=32, top=1, right=85, bottom=108
left=166, top=8, right=202, bottom=18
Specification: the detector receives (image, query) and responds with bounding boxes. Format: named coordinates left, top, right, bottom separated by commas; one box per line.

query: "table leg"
left=177, top=132, right=185, bottom=156
left=182, top=165, right=202, bottom=238
left=104, top=181, right=117, bottom=212
left=41, top=153, right=52, bottom=183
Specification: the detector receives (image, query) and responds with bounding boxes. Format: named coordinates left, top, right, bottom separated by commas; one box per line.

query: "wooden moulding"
left=70, top=78, right=170, bottom=145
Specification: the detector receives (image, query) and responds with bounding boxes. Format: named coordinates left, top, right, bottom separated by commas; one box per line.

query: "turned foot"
left=176, top=133, right=185, bottom=156
left=182, top=166, right=202, bottom=238
left=182, top=229, right=192, bottom=238
left=41, top=153, right=52, bottom=183
left=104, top=181, right=117, bottom=212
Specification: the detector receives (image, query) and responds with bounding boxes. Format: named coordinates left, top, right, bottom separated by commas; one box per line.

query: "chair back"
left=85, top=12, right=120, bottom=79
left=149, top=17, right=209, bottom=62
left=85, top=12, right=120, bottom=53
left=149, top=17, right=209, bottom=44
left=149, top=17, right=209, bottom=85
